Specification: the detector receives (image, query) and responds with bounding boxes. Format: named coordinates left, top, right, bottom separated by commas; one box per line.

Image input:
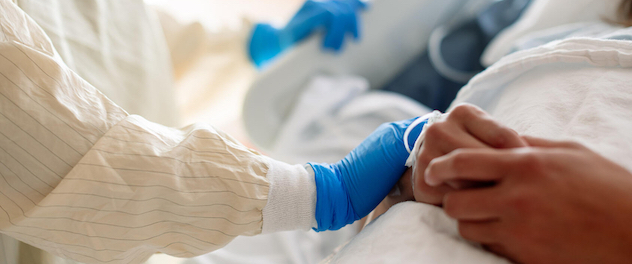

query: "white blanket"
left=325, top=202, right=510, bottom=264
left=481, top=0, right=620, bottom=66
left=325, top=28, right=632, bottom=263
left=270, top=75, right=430, bottom=164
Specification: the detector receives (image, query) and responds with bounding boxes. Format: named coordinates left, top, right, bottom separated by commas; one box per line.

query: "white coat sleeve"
left=0, top=1, right=316, bottom=263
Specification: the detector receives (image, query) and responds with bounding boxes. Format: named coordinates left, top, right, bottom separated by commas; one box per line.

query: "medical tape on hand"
left=404, top=111, right=444, bottom=168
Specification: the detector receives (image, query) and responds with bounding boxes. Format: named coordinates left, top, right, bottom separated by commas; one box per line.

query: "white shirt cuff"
left=261, top=157, right=317, bottom=233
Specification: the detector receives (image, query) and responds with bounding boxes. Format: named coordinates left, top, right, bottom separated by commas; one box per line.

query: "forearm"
left=0, top=46, right=315, bottom=263
left=0, top=2, right=316, bottom=261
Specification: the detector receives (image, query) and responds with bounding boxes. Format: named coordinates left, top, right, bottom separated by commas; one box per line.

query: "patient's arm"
left=426, top=136, right=632, bottom=264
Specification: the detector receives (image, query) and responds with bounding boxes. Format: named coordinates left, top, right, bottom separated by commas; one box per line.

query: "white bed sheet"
left=324, top=202, right=510, bottom=264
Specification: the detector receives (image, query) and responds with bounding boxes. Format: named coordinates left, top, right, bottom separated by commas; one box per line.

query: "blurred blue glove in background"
left=249, top=0, right=367, bottom=67
left=309, top=117, right=427, bottom=231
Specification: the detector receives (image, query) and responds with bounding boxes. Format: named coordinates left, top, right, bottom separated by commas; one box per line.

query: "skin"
left=424, top=137, right=632, bottom=264
left=380, top=103, right=632, bottom=263
left=411, top=104, right=527, bottom=205
left=361, top=169, right=414, bottom=228
left=365, top=103, right=527, bottom=224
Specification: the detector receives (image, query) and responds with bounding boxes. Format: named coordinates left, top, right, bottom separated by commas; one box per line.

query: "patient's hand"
left=425, top=137, right=632, bottom=264
left=412, top=104, right=527, bottom=205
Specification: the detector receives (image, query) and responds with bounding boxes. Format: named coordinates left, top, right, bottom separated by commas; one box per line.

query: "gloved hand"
left=249, top=0, right=367, bottom=67
left=309, top=117, right=427, bottom=231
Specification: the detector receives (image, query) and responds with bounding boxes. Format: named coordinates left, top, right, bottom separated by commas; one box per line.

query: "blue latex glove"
left=249, top=0, right=367, bottom=67
left=309, top=117, right=427, bottom=231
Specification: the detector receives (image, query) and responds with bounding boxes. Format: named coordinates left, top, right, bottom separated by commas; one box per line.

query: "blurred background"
left=145, top=0, right=304, bottom=149
left=143, top=2, right=352, bottom=264
left=140, top=1, right=504, bottom=262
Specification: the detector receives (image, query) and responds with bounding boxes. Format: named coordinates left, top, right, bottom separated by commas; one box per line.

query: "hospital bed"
left=237, top=2, right=493, bottom=261
left=151, top=2, right=496, bottom=263
left=243, top=0, right=494, bottom=151
left=236, top=0, right=632, bottom=263
left=236, top=1, right=501, bottom=263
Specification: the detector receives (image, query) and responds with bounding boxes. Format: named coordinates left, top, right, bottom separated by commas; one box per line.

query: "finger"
left=389, top=168, right=414, bottom=200
left=522, top=135, right=586, bottom=149
left=341, top=5, right=356, bottom=45
left=415, top=143, right=445, bottom=174
left=323, top=5, right=346, bottom=50
left=413, top=124, right=491, bottom=204
left=440, top=128, right=490, bottom=153
left=338, top=1, right=360, bottom=40
left=466, top=119, right=525, bottom=148
left=449, top=104, right=527, bottom=148
left=484, top=244, right=517, bottom=261
left=413, top=180, right=454, bottom=205
left=413, top=126, right=488, bottom=201
left=425, top=148, right=512, bottom=186
left=458, top=220, right=503, bottom=244
left=413, top=148, right=456, bottom=205
left=443, top=188, right=502, bottom=221
left=352, top=0, right=368, bottom=10
left=424, top=123, right=489, bottom=155
left=350, top=8, right=360, bottom=40
left=287, top=1, right=329, bottom=38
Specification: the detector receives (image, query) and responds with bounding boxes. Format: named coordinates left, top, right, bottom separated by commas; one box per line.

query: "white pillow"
left=481, top=0, right=620, bottom=66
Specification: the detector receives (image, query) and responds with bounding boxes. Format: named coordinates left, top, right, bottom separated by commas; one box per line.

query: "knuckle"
left=488, top=131, right=508, bottom=148
left=518, top=152, right=546, bottom=174
left=449, top=105, right=472, bottom=120
left=450, top=104, right=483, bottom=119
left=424, top=123, right=445, bottom=140
left=489, top=128, right=516, bottom=148
left=417, top=151, right=434, bottom=167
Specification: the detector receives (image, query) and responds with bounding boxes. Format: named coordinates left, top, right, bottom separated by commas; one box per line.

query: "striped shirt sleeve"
left=0, top=1, right=316, bottom=263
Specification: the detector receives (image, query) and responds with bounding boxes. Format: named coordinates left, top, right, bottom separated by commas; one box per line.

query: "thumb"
left=388, top=168, right=414, bottom=201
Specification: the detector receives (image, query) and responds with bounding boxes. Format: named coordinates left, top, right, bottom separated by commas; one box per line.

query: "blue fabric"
left=381, top=0, right=531, bottom=112
left=310, top=117, right=426, bottom=231
left=249, top=0, right=366, bottom=67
